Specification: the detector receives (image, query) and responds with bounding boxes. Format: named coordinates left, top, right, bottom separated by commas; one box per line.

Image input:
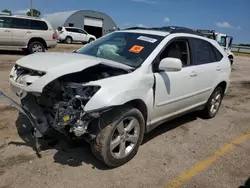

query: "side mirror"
left=158, top=57, right=182, bottom=72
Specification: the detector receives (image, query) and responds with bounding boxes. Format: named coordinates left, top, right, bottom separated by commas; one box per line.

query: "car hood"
left=16, top=52, right=132, bottom=72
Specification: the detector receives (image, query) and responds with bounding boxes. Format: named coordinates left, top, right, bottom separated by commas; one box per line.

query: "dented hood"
left=16, top=52, right=132, bottom=72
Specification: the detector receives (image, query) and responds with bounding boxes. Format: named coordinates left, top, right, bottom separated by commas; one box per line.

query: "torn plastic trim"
left=0, top=91, right=43, bottom=157
left=0, top=92, right=44, bottom=136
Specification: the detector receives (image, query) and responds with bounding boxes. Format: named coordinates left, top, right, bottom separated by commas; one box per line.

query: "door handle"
left=216, top=66, right=221, bottom=71
left=4, top=30, right=10, bottom=32
left=27, top=31, right=32, bottom=34
left=190, top=71, right=198, bottom=77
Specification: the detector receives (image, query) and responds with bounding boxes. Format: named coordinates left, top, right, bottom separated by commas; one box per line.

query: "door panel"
left=151, top=38, right=200, bottom=125
left=190, top=38, right=221, bottom=103
left=12, top=28, right=29, bottom=46
left=152, top=66, right=198, bottom=124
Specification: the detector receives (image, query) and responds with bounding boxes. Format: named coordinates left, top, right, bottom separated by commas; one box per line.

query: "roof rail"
left=124, top=26, right=205, bottom=37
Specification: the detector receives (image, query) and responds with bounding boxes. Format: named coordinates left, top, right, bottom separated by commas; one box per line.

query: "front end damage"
left=4, top=63, right=131, bottom=157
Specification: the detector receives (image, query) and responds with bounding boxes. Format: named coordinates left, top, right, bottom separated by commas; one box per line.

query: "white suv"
left=0, top=15, right=57, bottom=53
left=2, top=26, right=231, bottom=167
left=56, top=26, right=96, bottom=44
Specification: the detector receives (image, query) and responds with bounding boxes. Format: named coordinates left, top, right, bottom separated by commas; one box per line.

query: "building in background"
left=44, top=10, right=118, bottom=38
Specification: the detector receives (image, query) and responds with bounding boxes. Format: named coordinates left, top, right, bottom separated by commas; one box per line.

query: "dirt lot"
left=0, top=45, right=249, bottom=188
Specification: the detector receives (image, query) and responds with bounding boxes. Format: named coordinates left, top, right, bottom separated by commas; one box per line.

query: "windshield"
left=76, top=32, right=164, bottom=68
left=219, top=36, right=227, bottom=47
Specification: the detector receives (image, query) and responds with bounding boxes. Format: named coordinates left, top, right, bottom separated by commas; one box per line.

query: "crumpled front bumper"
left=0, top=91, right=42, bottom=137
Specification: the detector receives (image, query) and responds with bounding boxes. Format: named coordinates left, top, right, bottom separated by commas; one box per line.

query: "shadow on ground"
left=239, top=177, right=250, bottom=188
left=10, top=112, right=197, bottom=170
left=0, top=49, right=26, bottom=55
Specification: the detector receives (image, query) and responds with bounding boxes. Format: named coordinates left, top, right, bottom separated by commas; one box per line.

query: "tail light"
left=59, top=30, right=64, bottom=34
left=52, top=33, right=56, bottom=40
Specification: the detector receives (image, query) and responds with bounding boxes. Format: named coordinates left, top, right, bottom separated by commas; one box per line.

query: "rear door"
left=189, top=37, right=222, bottom=103
left=65, top=28, right=77, bottom=41
left=29, top=20, right=49, bottom=41
left=11, top=18, right=31, bottom=46
left=0, top=17, right=13, bottom=45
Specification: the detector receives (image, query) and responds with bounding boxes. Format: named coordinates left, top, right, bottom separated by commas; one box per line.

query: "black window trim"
left=152, top=36, right=195, bottom=73
left=0, top=17, right=48, bottom=30
left=0, top=17, right=12, bottom=29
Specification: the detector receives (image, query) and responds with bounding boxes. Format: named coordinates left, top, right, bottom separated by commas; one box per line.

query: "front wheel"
left=88, top=38, right=95, bottom=43
left=201, top=86, right=224, bottom=119
left=91, top=106, right=145, bottom=167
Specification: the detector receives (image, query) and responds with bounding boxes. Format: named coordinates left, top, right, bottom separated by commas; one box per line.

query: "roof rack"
left=125, top=26, right=224, bottom=39
left=124, top=26, right=206, bottom=37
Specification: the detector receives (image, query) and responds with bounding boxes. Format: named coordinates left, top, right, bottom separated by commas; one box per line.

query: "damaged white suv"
left=4, top=26, right=231, bottom=167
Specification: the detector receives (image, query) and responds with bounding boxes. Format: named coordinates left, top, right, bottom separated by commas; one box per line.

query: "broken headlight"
left=63, top=83, right=101, bottom=106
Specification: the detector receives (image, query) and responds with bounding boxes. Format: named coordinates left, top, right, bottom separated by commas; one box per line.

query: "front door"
left=151, top=38, right=200, bottom=125
left=0, top=17, right=13, bottom=45
left=78, top=29, right=88, bottom=42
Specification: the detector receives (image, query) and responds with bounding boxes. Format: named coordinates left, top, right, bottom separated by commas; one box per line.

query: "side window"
left=211, top=44, right=223, bottom=62
left=79, top=29, right=87, bottom=34
left=219, top=36, right=226, bottom=47
left=30, top=20, right=48, bottom=30
left=159, top=39, right=191, bottom=67
left=0, top=17, right=12, bottom=28
left=12, top=18, right=31, bottom=29
left=66, top=28, right=78, bottom=33
left=192, top=38, right=217, bottom=65
left=65, top=28, right=72, bottom=32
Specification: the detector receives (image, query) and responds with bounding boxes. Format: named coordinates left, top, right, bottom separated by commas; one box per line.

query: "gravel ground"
left=0, top=46, right=249, bottom=188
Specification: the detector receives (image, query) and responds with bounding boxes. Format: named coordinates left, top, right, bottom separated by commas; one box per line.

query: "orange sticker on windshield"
left=129, top=45, right=144, bottom=53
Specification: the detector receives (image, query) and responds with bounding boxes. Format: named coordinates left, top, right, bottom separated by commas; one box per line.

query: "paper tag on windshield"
left=129, top=45, right=144, bottom=53
left=137, top=36, right=157, bottom=43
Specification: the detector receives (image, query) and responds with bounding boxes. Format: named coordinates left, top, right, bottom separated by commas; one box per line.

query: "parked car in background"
left=56, top=26, right=96, bottom=44
left=0, top=15, right=57, bottom=53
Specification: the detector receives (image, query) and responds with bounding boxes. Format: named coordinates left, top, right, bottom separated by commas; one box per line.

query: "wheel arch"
left=28, top=37, right=47, bottom=49
left=125, top=99, right=148, bottom=125
left=216, top=81, right=227, bottom=94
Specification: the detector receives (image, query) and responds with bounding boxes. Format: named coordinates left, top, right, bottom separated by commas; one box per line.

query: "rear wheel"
left=201, top=86, right=223, bottom=118
left=28, top=41, right=45, bottom=54
left=91, top=106, right=145, bottom=167
left=65, top=36, right=72, bottom=44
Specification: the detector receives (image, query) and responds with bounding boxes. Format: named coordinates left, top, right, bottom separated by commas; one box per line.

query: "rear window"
left=192, top=38, right=220, bottom=64
left=30, top=20, right=48, bottom=30
left=12, top=18, right=30, bottom=29
left=0, top=17, right=11, bottom=28
left=57, top=26, right=63, bottom=31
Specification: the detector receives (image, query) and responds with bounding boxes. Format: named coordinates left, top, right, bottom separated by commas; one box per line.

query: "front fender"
left=84, top=88, right=152, bottom=112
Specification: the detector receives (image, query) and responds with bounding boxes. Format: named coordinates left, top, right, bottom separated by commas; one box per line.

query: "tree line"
left=2, top=9, right=41, bottom=17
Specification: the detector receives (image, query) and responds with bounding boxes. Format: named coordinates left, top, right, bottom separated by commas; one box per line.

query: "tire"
left=91, top=106, right=145, bottom=168
left=88, top=38, right=95, bottom=43
left=28, top=41, right=45, bottom=54
left=230, top=58, right=233, bottom=66
left=65, top=36, right=72, bottom=44
left=201, top=86, right=224, bottom=119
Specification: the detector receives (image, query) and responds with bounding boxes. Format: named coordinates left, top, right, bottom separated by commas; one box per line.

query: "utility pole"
left=30, top=0, right=33, bottom=16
